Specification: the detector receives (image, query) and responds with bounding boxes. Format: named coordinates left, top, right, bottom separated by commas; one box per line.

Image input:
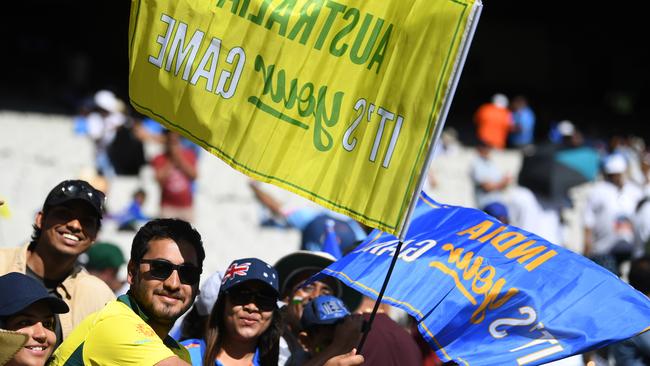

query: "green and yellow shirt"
left=51, top=294, right=190, bottom=365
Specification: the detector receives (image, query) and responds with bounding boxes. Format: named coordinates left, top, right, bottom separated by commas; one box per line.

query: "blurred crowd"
left=1, top=89, right=649, bottom=366
left=468, top=93, right=650, bottom=365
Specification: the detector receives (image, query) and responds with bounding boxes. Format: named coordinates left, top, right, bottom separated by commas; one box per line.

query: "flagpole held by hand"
left=356, top=240, right=404, bottom=353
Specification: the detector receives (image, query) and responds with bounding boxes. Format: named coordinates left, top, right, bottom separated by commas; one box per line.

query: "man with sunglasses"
left=0, top=179, right=115, bottom=344
left=51, top=218, right=205, bottom=365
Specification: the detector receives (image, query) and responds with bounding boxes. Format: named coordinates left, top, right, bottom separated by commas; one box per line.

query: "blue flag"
left=322, top=219, right=343, bottom=259
left=315, top=192, right=650, bottom=365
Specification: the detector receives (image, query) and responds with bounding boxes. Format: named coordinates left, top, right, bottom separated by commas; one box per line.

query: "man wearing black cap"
left=0, top=180, right=115, bottom=342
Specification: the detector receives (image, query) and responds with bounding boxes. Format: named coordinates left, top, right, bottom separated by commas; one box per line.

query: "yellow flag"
left=0, top=197, right=10, bottom=219
left=129, top=0, right=481, bottom=236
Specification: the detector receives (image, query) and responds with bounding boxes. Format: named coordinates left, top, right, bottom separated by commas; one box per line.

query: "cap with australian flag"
left=220, top=257, right=279, bottom=295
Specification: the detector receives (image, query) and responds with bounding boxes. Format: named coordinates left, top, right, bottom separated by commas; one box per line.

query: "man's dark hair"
left=130, top=218, right=205, bottom=269
left=628, top=256, right=650, bottom=295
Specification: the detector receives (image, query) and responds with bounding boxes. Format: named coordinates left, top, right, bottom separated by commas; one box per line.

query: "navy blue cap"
left=483, top=201, right=509, bottom=220
left=220, top=258, right=279, bottom=295
left=301, top=295, right=350, bottom=329
left=0, top=273, right=69, bottom=316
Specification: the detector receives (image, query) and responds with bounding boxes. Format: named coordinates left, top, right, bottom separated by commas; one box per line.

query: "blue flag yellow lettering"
left=314, top=191, right=650, bottom=365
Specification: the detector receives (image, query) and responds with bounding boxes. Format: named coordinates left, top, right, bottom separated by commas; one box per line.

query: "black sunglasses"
left=54, top=181, right=106, bottom=212
left=227, top=288, right=277, bottom=311
left=140, top=259, right=201, bottom=285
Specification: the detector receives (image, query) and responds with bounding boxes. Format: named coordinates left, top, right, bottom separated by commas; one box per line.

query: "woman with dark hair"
left=182, top=258, right=281, bottom=366
left=0, top=272, right=69, bottom=366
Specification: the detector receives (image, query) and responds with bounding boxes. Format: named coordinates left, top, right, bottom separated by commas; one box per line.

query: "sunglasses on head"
left=227, top=287, right=277, bottom=311
left=55, top=181, right=106, bottom=212
left=140, top=259, right=201, bottom=285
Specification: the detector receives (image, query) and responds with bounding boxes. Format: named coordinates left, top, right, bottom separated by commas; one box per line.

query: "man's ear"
left=127, top=260, right=137, bottom=285
left=35, top=211, right=44, bottom=229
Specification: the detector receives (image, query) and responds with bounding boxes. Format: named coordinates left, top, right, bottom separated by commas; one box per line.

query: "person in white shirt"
left=583, top=154, right=643, bottom=274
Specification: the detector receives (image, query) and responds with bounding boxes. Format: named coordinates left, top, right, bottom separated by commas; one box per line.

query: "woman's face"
left=223, top=282, right=276, bottom=344
left=4, top=301, right=57, bottom=366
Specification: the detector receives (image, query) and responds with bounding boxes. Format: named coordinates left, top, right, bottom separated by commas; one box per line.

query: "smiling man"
left=0, top=180, right=115, bottom=344
left=51, top=218, right=205, bottom=365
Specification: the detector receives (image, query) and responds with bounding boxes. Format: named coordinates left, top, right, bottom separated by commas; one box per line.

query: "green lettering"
left=248, top=0, right=272, bottom=25
left=265, top=0, right=297, bottom=37
left=238, top=0, right=251, bottom=17
left=312, top=86, right=343, bottom=151
left=314, top=1, right=346, bottom=50
left=254, top=54, right=274, bottom=95
left=329, top=7, right=359, bottom=57
left=298, top=83, right=315, bottom=117
left=287, top=0, right=324, bottom=45
left=350, top=14, right=383, bottom=65
left=216, top=0, right=239, bottom=14
left=367, top=23, right=392, bottom=74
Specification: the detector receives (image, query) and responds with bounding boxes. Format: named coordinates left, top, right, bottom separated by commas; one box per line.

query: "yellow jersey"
left=51, top=294, right=190, bottom=365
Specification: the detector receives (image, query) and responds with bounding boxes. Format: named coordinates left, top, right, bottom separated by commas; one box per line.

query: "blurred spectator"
left=637, top=151, right=650, bottom=194
left=86, top=90, right=127, bottom=179
left=611, top=256, right=650, bottom=364
left=249, top=181, right=367, bottom=253
left=505, top=186, right=564, bottom=247
left=549, top=120, right=575, bottom=145
left=470, top=141, right=512, bottom=208
left=508, top=95, right=536, bottom=148
left=170, top=270, right=224, bottom=341
left=72, top=97, right=95, bottom=136
left=358, top=311, right=423, bottom=366
left=0, top=272, right=69, bottom=366
left=583, top=154, right=643, bottom=274
left=107, top=117, right=147, bottom=176
left=83, top=242, right=127, bottom=295
left=473, top=93, right=513, bottom=149
left=482, top=201, right=509, bottom=224
left=408, top=317, right=442, bottom=366
left=151, top=130, right=198, bottom=223
left=113, top=188, right=149, bottom=231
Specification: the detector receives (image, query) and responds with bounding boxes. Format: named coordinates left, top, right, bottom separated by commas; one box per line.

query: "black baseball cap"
left=274, top=251, right=362, bottom=311
left=43, top=180, right=105, bottom=218
left=0, top=273, right=69, bottom=316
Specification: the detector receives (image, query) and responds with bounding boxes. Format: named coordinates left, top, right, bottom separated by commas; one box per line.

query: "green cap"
left=86, top=242, right=125, bottom=270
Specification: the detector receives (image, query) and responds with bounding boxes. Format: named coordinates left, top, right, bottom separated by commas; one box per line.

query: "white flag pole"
left=358, top=2, right=484, bottom=354
left=397, top=1, right=484, bottom=241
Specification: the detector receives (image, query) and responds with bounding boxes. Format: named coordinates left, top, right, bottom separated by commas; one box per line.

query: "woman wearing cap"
left=0, top=272, right=69, bottom=366
left=182, top=258, right=282, bottom=366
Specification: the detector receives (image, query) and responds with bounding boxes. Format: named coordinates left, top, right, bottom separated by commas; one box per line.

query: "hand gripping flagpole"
left=356, top=239, right=405, bottom=352
left=356, top=2, right=483, bottom=353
